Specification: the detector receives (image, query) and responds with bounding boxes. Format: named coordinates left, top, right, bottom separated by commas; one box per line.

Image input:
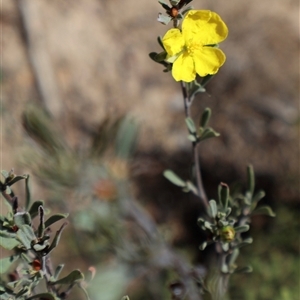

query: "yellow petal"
left=172, top=53, right=196, bottom=82
left=183, top=10, right=228, bottom=45
left=162, top=28, right=185, bottom=57
left=193, top=47, right=226, bottom=77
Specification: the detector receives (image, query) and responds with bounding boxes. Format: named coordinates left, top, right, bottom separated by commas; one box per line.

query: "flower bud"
left=220, top=226, right=235, bottom=242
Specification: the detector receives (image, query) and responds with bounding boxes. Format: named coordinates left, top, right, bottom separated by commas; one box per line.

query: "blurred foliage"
left=229, top=205, right=299, bottom=300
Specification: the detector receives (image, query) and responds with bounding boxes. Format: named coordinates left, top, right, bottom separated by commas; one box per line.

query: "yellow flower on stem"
left=162, top=10, right=228, bottom=82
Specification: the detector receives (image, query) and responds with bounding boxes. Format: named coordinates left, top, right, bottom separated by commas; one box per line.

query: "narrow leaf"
left=44, top=213, right=69, bottom=229
left=157, top=13, right=172, bottom=25
left=47, top=222, right=68, bottom=254
left=234, top=266, right=253, bottom=273
left=252, top=205, right=276, bottom=217
left=29, top=200, right=44, bottom=219
left=26, top=293, right=57, bottom=300
left=0, top=236, right=20, bottom=250
left=185, top=117, right=196, bottom=133
left=25, top=175, right=31, bottom=210
left=199, top=127, right=220, bottom=141
left=200, top=108, right=211, bottom=128
left=234, top=225, right=250, bottom=233
left=218, top=183, right=229, bottom=209
left=0, top=255, right=19, bottom=274
left=208, top=200, right=217, bottom=218
left=163, top=170, right=185, bottom=187
left=14, top=212, right=32, bottom=227
left=247, top=165, right=255, bottom=197
left=50, top=270, right=84, bottom=285
left=200, top=74, right=214, bottom=88
left=17, top=225, right=37, bottom=249
left=251, top=190, right=266, bottom=209
left=6, top=175, right=28, bottom=186
left=54, top=264, right=64, bottom=280
left=199, top=241, right=207, bottom=250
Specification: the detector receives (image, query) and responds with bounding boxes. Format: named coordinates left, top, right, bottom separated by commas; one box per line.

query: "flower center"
left=185, top=40, right=201, bottom=56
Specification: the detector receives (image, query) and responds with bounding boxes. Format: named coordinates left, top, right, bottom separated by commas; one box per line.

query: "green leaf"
left=44, top=213, right=69, bottom=229
left=149, top=51, right=167, bottom=63
left=1, top=170, right=9, bottom=179
left=188, top=80, right=206, bottom=100
left=0, top=235, right=20, bottom=250
left=246, top=165, right=255, bottom=197
left=199, top=241, right=207, bottom=250
left=252, top=205, right=276, bottom=217
left=170, top=0, right=180, bottom=5
left=17, top=225, right=37, bottom=249
left=158, top=0, right=170, bottom=11
left=228, top=248, right=239, bottom=266
left=199, top=127, right=220, bottom=142
left=200, top=74, right=214, bottom=88
left=157, top=36, right=165, bottom=50
left=26, top=293, right=57, bottom=300
left=0, top=255, right=19, bottom=274
left=163, top=170, right=185, bottom=187
left=185, top=117, right=196, bottom=133
left=32, top=243, right=48, bottom=252
left=236, top=237, right=253, bottom=248
left=157, top=13, right=172, bottom=25
left=53, top=264, right=64, bottom=280
left=47, top=222, right=68, bottom=254
left=14, top=212, right=32, bottom=227
left=251, top=190, right=266, bottom=209
left=115, top=117, right=138, bottom=159
left=218, top=183, right=229, bottom=209
left=50, top=270, right=84, bottom=285
left=208, top=200, right=217, bottom=218
left=234, top=225, right=250, bottom=233
left=184, top=181, right=198, bottom=195
left=6, top=175, right=28, bottom=186
left=25, top=175, right=31, bottom=210
left=200, top=108, right=211, bottom=128
left=234, top=266, right=253, bottom=273
left=187, top=134, right=197, bottom=142
left=29, top=200, right=44, bottom=219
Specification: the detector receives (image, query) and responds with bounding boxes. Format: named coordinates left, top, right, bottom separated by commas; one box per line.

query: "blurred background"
left=1, top=0, right=299, bottom=299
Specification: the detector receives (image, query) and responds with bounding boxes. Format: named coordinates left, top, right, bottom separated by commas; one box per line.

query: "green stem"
left=180, top=81, right=208, bottom=209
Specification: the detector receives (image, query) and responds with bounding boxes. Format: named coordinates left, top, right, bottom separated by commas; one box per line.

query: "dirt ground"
left=2, top=0, right=299, bottom=201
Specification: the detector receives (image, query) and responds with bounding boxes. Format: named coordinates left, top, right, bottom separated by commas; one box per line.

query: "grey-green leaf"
left=199, top=127, right=220, bottom=142
left=29, top=200, right=44, bottom=219
left=234, top=266, right=253, bottom=273
left=0, top=255, right=19, bottom=274
left=0, top=235, right=20, bottom=250
left=252, top=205, right=276, bottom=217
left=163, top=170, right=186, bottom=187
left=208, top=200, right=217, bottom=218
left=246, top=165, right=255, bottom=197
left=50, top=270, right=84, bottom=285
left=185, top=117, right=196, bottom=133
left=26, top=293, right=57, bottom=300
left=44, top=213, right=69, bottom=229
left=200, top=108, right=211, bottom=128
left=234, top=225, right=250, bottom=233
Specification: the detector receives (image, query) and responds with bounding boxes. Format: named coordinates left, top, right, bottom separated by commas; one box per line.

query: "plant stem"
left=180, top=81, right=209, bottom=209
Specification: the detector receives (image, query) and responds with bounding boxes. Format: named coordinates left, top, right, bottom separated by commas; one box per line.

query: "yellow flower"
left=162, top=10, right=228, bottom=82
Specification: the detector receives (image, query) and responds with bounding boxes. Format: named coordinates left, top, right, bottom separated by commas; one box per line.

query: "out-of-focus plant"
left=0, top=170, right=90, bottom=299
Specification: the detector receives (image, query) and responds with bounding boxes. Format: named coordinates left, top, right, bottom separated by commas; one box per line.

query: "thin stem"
left=180, top=81, right=209, bottom=209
